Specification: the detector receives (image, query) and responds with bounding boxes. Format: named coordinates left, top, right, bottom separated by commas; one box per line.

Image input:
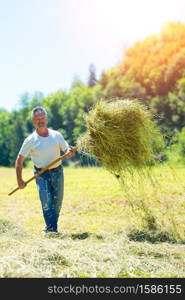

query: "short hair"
left=31, top=106, right=47, bottom=119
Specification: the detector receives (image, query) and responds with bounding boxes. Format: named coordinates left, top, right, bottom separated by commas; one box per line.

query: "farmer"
left=15, top=106, right=75, bottom=233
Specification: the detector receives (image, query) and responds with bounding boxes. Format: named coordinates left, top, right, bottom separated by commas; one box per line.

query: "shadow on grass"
left=44, top=231, right=104, bottom=240
left=44, top=232, right=92, bottom=240
left=71, top=232, right=104, bottom=240
left=71, top=232, right=91, bottom=240
left=127, top=229, right=185, bottom=244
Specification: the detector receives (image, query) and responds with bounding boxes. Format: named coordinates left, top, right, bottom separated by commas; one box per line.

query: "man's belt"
left=34, top=165, right=61, bottom=172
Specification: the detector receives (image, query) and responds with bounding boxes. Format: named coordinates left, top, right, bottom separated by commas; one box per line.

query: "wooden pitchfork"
left=8, top=146, right=78, bottom=196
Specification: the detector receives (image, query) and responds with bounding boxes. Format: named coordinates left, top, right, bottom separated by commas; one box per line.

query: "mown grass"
left=0, top=164, right=184, bottom=278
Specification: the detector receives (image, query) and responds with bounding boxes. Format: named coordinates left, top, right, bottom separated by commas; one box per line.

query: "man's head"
left=31, top=106, right=47, bottom=129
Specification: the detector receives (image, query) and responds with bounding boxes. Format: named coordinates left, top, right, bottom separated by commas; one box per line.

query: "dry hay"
left=77, top=99, right=164, bottom=179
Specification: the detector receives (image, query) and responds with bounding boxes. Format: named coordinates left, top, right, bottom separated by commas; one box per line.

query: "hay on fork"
left=77, top=99, right=164, bottom=179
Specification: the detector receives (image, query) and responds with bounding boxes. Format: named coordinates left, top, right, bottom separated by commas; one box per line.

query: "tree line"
left=0, top=22, right=185, bottom=166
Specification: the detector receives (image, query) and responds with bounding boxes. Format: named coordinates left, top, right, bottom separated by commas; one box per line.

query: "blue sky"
left=0, top=0, right=184, bottom=111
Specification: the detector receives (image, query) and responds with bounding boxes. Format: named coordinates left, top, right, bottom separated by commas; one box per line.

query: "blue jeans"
left=34, top=166, right=64, bottom=232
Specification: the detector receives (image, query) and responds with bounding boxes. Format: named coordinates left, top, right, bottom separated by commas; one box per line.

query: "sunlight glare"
left=69, top=0, right=182, bottom=42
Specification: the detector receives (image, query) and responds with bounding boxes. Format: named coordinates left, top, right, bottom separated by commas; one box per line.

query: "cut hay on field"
left=77, top=98, right=164, bottom=178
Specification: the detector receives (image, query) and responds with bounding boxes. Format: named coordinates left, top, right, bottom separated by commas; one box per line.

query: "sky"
left=0, top=0, right=185, bottom=111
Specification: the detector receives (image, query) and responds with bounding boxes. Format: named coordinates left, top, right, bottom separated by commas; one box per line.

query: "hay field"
left=0, top=165, right=184, bottom=278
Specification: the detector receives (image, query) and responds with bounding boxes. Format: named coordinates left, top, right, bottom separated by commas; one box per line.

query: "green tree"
left=9, top=112, right=26, bottom=166
left=64, top=84, right=95, bottom=145
left=177, top=127, right=185, bottom=161
left=0, top=111, right=12, bottom=166
left=43, top=90, right=69, bottom=131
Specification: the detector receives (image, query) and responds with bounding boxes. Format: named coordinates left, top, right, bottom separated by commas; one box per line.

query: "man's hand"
left=65, top=148, right=75, bottom=158
left=18, top=179, right=27, bottom=189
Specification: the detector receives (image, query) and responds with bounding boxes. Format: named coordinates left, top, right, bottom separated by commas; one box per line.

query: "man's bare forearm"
left=16, top=162, right=23, bottom=183
left=15, top=155, right=26, bottom=188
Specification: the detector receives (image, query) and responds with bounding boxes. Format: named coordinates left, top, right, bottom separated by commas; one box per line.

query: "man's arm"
left=15, top=155, right=26, bottom=189
left=57, top=132, right=75, bottom=158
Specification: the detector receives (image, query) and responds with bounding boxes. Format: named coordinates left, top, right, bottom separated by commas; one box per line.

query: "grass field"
left=0, top=164, right=185, bottom=278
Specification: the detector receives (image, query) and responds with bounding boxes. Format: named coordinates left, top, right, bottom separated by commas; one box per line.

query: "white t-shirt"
left=19, top=129, right=69, bottom=168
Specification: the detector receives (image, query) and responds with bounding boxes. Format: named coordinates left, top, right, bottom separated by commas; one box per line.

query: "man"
left=16, top=106, right=75, bottom=233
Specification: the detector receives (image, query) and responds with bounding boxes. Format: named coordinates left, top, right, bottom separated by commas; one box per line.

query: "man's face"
left=32, top=112, right=47, bottom=128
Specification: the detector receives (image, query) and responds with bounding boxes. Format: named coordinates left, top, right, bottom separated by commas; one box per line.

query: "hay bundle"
left=77, top=99, right=163, bottom=176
